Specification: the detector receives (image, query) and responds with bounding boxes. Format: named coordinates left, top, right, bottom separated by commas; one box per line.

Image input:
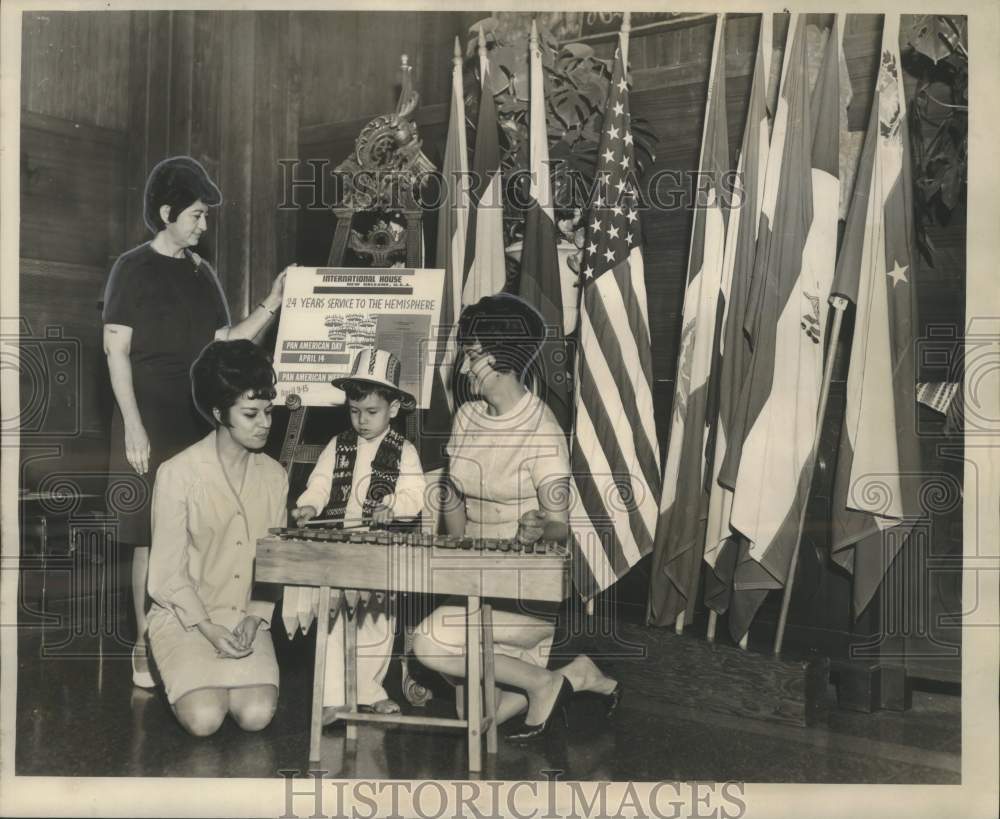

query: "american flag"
left=569, top=41, right=661, bottom=600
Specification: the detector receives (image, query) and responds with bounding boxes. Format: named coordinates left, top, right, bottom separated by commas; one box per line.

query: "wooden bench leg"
left=310, top=586, right=332, bottom=763
left=345, top=592, right=358, bottom=741
left=466, top=595, right=483, bottom=773
left=482, top=603, right=497, bottom=755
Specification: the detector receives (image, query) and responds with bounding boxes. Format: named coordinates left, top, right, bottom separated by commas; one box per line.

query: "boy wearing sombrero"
left=292, top=348, right=426, bottom=718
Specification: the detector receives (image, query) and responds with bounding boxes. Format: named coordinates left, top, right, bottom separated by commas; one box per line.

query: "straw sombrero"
left=331, top=348, right=416, bottom=410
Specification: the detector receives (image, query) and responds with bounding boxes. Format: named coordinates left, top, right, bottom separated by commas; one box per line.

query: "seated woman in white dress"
left=413, top=294, right=621, bottom=742
left=147, top=340, right=288, bottom=737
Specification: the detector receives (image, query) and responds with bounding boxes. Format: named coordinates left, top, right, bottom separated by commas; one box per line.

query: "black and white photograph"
left=1, top=1, right=997, bottom=817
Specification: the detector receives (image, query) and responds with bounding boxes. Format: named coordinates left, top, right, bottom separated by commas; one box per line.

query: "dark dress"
left=102, top=242, right=230, bottom=546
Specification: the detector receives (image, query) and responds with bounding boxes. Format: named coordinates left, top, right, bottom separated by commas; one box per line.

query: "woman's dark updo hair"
left=457, top=293, right=545, bottom=380
left=191, top=340, right=277, bottom=427
left=144, top=156, right=223, bottom=233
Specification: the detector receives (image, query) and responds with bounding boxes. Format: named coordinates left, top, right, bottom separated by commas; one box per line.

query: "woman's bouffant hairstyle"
left=143, top=156, right=222, bottom=233
left=457, top=293, right=546, bottom=380
left=191, top=340, right=277, bottom=427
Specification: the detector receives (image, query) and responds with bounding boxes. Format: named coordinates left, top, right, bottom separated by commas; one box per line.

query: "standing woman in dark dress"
left=102, top=156, right=289, bottom=687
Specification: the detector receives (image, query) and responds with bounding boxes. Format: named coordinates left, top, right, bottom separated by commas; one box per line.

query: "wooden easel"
left=277, top=54, right=438, bottom=709
left=279, top=52, right=431, bottom=477
left=277, top=203, right=425, bottom=478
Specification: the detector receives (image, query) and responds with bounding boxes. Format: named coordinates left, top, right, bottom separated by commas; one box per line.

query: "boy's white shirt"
left=296, top=427, right=426, bottom=526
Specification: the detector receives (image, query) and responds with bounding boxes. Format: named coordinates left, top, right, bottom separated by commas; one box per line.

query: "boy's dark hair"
left=191, top=340, right=277, bottom=427
left=144, top=156, right=223, bottom=233
left=343, top=381, right=402, bottom=406
left=457, top=293, right=545, bottom=379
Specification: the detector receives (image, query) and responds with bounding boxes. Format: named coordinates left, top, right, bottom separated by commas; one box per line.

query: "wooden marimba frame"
left=255, top=528, right=571, bottom=772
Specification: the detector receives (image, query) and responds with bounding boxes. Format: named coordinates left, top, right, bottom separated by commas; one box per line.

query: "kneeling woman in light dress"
left=147, top=340, right=288, bottom=736
left=413, top=294, right=620, bottom=741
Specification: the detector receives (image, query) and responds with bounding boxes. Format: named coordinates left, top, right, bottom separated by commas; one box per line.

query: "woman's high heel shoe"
left=506, top=678, right=572, bottom=742
left=601, top=682, right=623, bottom=718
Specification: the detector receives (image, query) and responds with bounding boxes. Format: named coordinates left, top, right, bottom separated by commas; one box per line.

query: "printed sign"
left=273, top=266, right=446, bottom=408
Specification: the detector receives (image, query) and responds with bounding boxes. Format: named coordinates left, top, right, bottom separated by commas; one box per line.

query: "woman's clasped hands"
left=197, top=616, right=261, bottom=659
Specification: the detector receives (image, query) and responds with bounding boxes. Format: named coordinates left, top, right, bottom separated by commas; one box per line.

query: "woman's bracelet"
left=258, top=301, right=278, bottom=316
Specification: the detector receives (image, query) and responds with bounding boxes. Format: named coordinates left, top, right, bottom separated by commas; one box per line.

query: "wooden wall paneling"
left=20, top=11, right=132, bottom=131
left=217, top=13, right=256, bottom=318
left=144, top=11, right=173, bottom=174
left=20, top=112, right=128, bottom=271
left=251, top=11, right=299, bottom=303
left=418, top=13, right=457, bottom=109
left=168, top=11, right=196, bottom=157
left=124, top=11, right=152, bottom=249
left=362, top=13, right=401, bottom=122
left=295, top=11, right=478, bottom=129
left=19, top=259, right=110, bottom=439
left=281, top=13, right=305, bottom=273
left=186, top=10, right=226, bottom=275
left=189, top=10, right=224, bottom=190
left=298, top=11, right=352, bottom=127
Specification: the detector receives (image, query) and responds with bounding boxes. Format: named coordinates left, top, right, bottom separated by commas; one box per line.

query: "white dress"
left=447, top=391, right=569, bottom=538
left=418, top=392, right=570, bottom=668
left=147, top=432, right=288, bottom=704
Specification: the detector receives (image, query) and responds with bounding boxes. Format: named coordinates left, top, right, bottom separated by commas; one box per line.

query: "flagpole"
left=620, top=12, right=631, bottom=64
left=671, top=11, right=725, bottom=638
left=773, top=295, right=848, bottom=656
left=478, top=26, right=488, bottom=86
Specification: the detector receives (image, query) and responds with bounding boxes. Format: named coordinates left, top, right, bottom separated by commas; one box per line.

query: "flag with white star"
left=569, top=35, right=661, bottom=599
left=830, top=15, right=922, bottom=618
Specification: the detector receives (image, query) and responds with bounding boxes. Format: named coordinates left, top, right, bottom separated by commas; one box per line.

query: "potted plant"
left=464, top=15, right=659, bottom=330
left=901, top=15, right=967, bottom=265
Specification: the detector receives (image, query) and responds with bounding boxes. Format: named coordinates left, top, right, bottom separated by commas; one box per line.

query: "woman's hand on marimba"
left=516, top=510, right=547, bottom=545
left=292, top=505, right=317, bottom=526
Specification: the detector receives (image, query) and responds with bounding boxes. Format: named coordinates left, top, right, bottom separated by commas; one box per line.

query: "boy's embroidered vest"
left=321, top=428, right=406, bottom=525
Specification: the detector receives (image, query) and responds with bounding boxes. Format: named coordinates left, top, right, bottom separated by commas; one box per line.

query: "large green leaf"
left=905, top=15, right=967, bottom=64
